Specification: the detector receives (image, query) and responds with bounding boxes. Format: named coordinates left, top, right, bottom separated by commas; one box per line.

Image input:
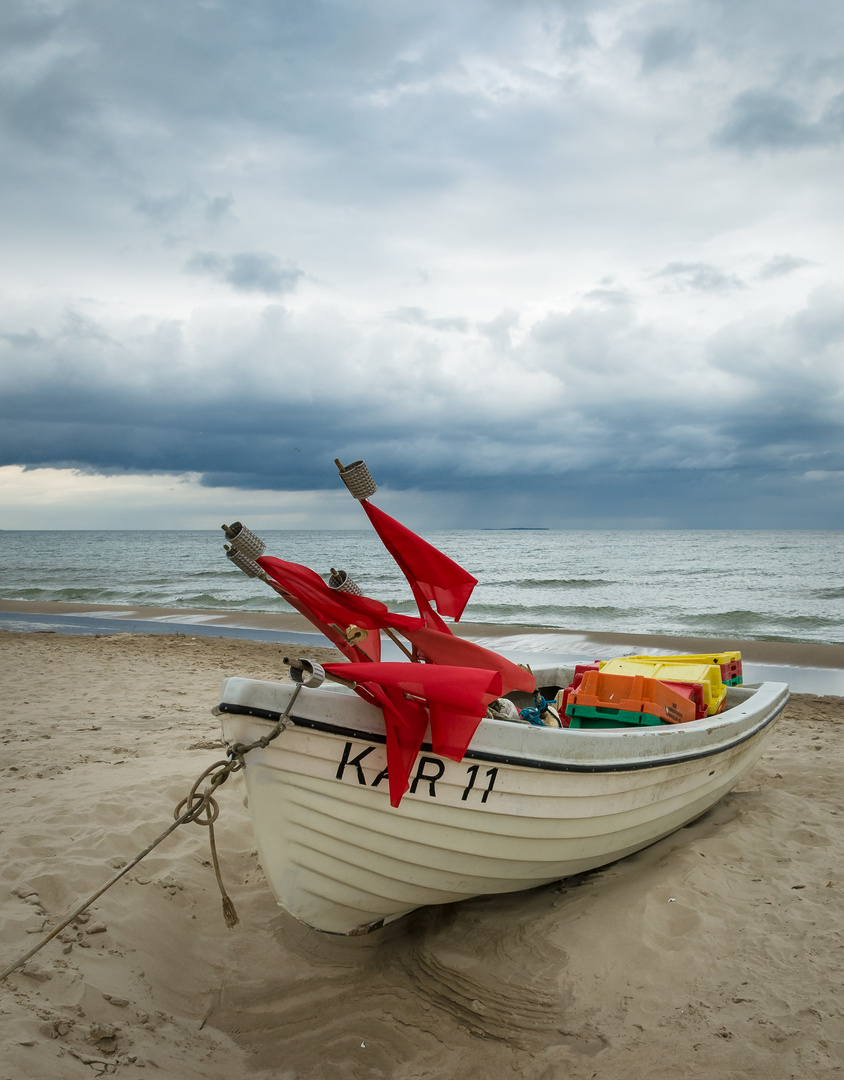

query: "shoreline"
left=2, top=599, right=844, bottom=697
left=2, top=597, right=844, bottom=665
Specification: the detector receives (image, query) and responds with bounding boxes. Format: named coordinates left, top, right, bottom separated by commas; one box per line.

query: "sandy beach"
left=2, top=624, right=843, bottom=1079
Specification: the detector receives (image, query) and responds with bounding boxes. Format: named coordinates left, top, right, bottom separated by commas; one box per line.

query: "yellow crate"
left=627, top=650, right=740, bottom=665
left=627, top=651, right=742, bottom=686
left=599, top=657, right=727, bottom=715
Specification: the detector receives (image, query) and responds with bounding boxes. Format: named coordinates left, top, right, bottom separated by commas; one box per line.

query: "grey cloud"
left=0, top=329, right=43, bottom=348
left=1, top=44, right=97, bottom=153
left=583, top=287, right=634, bottom=307
left=0, top=0, right=681, bottom=222
left=205, top=194, right=236, bottom=222
left=758, top=254, right=815, bottom=280
left=714, top=89, right=844, bottom=153
left=478, top=310, right=520, bottom=352
left=639, top=26, right=697, bottom=73
left=653, top=263, right=746, bottom=293
left=136, top=190, right=197, bottom=227
left=531, top=303, right=636, bottom=354
left=388, top=307, right=470, bottom=332
left=707, top=288, right=844, bottom=444
left=136, top=189, right=237, bottom=228
left=185, top=251, right=303, bottom=295
left=1, top=0, right=837, bottom=257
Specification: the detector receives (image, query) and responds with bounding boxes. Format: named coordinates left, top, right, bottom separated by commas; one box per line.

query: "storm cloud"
left=1, top=0, right=843, bottom=527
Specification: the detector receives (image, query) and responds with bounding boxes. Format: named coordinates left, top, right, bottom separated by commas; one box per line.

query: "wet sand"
left=1, top=626, right=843, bottom=1078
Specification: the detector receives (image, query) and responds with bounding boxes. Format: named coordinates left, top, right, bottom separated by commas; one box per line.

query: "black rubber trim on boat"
left=215, top=698, right=788, bottom=774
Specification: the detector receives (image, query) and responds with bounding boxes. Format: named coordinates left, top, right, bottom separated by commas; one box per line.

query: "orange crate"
left=599, top=658, right=727, bottom=716
left=567, top=670, right=696, bottom=725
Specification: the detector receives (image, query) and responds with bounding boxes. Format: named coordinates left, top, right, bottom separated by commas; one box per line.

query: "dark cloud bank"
left=2, top=284, right=843, bottom=527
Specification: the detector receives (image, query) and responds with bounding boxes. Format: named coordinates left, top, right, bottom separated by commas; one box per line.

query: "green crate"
left=566, top=704, right=667, bottom=728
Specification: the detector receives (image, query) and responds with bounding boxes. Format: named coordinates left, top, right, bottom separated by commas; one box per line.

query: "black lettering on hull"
left=336, top=742, right=375, bottom=784
left=335, top=743, right=500, bottom=804
left=461, top=764, right=498, bottom=802
left=410, top=756, right=445, bottom=797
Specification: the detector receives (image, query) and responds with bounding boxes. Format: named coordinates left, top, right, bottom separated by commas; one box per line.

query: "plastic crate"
left=566, top=704, right=666, bottom=728
left=599, top=658, right=727, bottom=716
left=565, top=670, right=696, bottom=726
left=555, top=663, right=601, bottom=719
left=661, top=680, right=707, bottom=720
left=627, top=652, right=742, bottom=686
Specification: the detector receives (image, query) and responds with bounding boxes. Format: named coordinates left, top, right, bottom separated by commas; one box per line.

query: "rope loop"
left=173, top=759, right=233, bottom=826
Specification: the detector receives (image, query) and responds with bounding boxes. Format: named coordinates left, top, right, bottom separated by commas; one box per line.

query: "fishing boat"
left=215, top=668, right=787, bottom=934
left=214, top=459, right=789, bottom=935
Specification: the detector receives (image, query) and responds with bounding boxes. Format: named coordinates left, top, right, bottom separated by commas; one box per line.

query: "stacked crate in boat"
left=625, top=651, right=743, bottom=686
left=599, top=657, right=728, bottom=715
left=557, top=653, right=737, bottom=729
left=560, top=669, right=698, bottom=728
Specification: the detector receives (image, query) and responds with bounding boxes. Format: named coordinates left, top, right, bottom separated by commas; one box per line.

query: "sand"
left=1, top=627, right=843, bottom=1079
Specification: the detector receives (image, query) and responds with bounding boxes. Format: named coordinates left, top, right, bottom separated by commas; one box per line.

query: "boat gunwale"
left=214, top=689, right=788, bottom=775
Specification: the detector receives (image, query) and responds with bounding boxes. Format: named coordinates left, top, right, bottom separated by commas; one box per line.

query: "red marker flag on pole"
left=361, top=501, right=477, bottom=623
left=257, top=555, right=424, bottom=662
left=325, top=662, right=502, bottom=806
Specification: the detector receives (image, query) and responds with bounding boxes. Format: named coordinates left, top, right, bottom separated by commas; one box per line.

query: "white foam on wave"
left=74, top=609, right=138, bottom=619
left=147, top=614, right=222, bottom=624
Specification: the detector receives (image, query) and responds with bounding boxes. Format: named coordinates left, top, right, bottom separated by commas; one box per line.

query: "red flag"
left=257, top=556, right=424, bottom=663
left=364, top=683, right=429, bottom=807
left=324, top=662, right=502, bottom=805
left=361, top=501, right=477, bottom=623
left=407, top=626, right=536, bottom=694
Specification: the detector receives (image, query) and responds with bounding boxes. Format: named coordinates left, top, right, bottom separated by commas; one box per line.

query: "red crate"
left=660, top=680, right=707, bottom=720
left=556, top=663, right=601, bottom=723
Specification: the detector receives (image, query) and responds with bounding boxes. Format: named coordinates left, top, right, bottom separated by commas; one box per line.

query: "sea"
left=1, top=529, right=843, bottom=646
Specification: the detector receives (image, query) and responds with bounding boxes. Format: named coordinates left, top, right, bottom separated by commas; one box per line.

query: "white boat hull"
left=216, top=668, right=788, bottom=934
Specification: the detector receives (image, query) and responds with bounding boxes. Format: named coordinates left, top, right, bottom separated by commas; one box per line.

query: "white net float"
left=221, top=521, right=266, bottom=559
left=289, top=659, right=326, bottom=688
left=328, top=568, right=363, bottom=595
left=225, top=545, right=262, bottom=578
left=336, top=459, right=377, bottom=501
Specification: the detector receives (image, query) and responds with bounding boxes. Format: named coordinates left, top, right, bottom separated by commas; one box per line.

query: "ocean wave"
left=484, top=578, right=615, bottom=589
left=467, top=603, right=632, bottom=620
left=674, top=610, right=844, bottom=633
left=811, top=587, right=844, bottom=600
left=6, top=587, right=129, bottom=603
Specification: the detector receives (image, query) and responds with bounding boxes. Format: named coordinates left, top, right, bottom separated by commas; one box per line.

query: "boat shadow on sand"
left=206, top=795, right=747, bottom=1075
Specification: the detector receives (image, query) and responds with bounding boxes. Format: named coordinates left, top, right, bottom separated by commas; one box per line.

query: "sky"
left=1, top=0, right=843, bottom=530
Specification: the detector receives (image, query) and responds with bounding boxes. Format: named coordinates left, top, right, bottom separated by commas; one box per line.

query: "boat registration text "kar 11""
left=337, top=740, right=499, bottom=803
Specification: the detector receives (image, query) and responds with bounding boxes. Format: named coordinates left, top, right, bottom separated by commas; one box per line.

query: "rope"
left=519, top=691, right=562, bottom=728
left=173, top=759, right=238, bottom=928
left=0, top=684, right=302, bottom=981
